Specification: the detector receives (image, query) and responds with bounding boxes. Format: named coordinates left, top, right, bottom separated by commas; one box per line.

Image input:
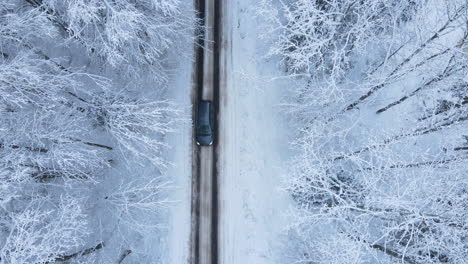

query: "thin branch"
left=333, top=115, right=468, bottom=161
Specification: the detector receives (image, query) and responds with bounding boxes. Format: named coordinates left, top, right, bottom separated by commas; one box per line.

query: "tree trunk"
left=67, top=137, right=113, bottom=150
left=333, top=115, right=467, bottom=161
left=0, top=143, right=48, bottom=153
left=116, top=249, right=132, bottom=264
left=454, top=146, right=468, bottom=151
left=49, top=242, right=104, bottom=262
left=360, top=157, right=462, bottom=171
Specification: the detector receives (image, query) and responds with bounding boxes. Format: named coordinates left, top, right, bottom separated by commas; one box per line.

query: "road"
left=190, top=0, right=219, bottom=263
left=190, top=0, right=290, bottom=263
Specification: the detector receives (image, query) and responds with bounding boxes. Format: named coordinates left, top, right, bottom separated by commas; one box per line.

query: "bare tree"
left=86, top=90, right=184, bottom=168
left=25, top=0, right=196, bottom=83
left=104, top=174, right=172, bottom=234
left=0, top=195, right=90, bottom=264
left=1, top=0, right=194, bottom=263
left=266, top=1, right=468, bottom=262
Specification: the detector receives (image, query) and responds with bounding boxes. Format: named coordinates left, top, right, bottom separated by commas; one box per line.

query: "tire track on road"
left=190, top=0, right=220, bottom=263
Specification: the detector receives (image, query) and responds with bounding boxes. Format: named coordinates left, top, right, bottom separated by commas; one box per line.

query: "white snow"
left=218, top=1, right=295, bottom=263
left=164, top=51, right=194, bottom=264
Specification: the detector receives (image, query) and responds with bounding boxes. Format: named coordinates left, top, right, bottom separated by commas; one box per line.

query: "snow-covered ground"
left=160, top=3, right=196, bottom=262
left=218, top=1, right=295, bottom=263
left=164, top=45, right=194, bottom=264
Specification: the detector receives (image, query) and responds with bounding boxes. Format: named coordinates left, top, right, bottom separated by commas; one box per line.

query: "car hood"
left=197, top=135, right=213, bottom=145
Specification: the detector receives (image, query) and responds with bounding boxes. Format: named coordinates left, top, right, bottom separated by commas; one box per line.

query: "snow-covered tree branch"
left=262, top=0, right=468, bottom=263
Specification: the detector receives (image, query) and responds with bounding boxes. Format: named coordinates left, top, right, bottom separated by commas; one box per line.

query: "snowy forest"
left=1, top=0, right=467, bottom=263
left=259, top=0, right=467, bottom=263
left=0, top=0, right=194, bottom=263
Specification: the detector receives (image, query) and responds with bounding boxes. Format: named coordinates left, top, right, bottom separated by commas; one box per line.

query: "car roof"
left=198, top=100, right=212, bottom=112
left=198, top=101, right=212, bottom=123
left=199, top=100, right=211, bottom=106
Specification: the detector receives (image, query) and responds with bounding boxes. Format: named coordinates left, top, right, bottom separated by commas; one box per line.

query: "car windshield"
left=197, top=125, right=211, bottom=136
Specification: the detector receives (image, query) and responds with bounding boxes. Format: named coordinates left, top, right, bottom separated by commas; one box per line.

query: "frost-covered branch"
left=89, top=92, right=184, bottom=168
left=0, top=195, right=90, bottom=264
left=104, top=176, right=173, bottom=233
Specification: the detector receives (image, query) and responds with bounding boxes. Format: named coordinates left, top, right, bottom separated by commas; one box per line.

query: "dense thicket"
left=260, top=0, right=467, bottom=263
left=0, top=0, right=194, bottom=262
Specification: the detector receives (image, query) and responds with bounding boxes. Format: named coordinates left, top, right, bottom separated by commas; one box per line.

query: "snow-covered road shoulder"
left=218, top=1, right=294, bottom=263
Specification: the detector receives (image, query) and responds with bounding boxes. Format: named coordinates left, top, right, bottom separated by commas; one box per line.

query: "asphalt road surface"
left=190, top=0, right=219, bottom=263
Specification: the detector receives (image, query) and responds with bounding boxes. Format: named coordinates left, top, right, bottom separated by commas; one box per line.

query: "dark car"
left=196, top=100, right=214, bottom=146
